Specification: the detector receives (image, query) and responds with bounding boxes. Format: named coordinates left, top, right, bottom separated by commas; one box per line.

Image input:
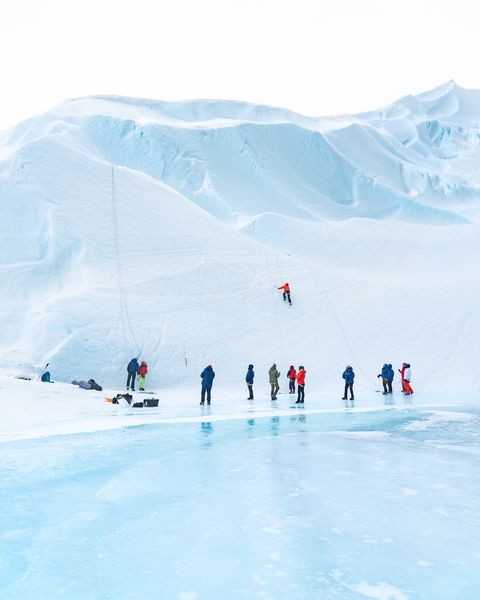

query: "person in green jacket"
left=269, top=364, right=280, bottom=401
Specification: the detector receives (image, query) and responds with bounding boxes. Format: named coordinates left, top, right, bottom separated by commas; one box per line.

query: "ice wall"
left=1, top=81, right=479, bottom=392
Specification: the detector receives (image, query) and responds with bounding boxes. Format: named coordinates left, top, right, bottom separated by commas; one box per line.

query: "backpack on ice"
left=143, top=398, right=159, bottom=407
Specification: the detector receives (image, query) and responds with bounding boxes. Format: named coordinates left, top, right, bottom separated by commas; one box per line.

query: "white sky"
left=1, top=0, right=480, bottom=130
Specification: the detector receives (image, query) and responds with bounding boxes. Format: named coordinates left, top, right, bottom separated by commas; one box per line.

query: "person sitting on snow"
left=41, top=371, right=52, bottom=383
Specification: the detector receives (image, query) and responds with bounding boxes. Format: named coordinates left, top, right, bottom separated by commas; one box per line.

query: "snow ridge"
left=1, top=82, right=480, bottom=392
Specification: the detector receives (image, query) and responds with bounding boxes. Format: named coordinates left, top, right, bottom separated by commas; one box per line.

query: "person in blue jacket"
left=385, top=364, right=394, bottom=394
left=200, top=365, right=215, bottom=405
left=246, top=364, right=254, bottom=400
left=342, top=365, right=355, bottom=401
left=126, top=358, right=139, bottom=391
left=377, top=363, right=390, bottom=395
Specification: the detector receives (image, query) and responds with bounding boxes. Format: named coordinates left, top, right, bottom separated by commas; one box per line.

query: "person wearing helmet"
left=277, top=282, right=292, bottom=305
left=342, top=365, right=355, bottom=402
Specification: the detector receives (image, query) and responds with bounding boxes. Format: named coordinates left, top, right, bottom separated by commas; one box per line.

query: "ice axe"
left=37, top=362, right=50, bottom=381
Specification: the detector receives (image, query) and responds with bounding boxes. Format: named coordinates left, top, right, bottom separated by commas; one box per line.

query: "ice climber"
left=295, top=366, right=306, bottom=404
left=126, top=358, right=139, bottom=391
left=138, top=360, right=148, bottom=391
left=278, top=283, right=292, bottom=305
left=287, top=365, right=296, bottom=393
left=342, top=365, right=355, bottom=402
left=378, top=363, right=394, bottom=395
left=269, top=364, right=280, bottom=400
left=200, top=365, right=215, bottom=405
left=246, top=364, right=255, bottom=400
left=399, top=363, right=413, bottom=395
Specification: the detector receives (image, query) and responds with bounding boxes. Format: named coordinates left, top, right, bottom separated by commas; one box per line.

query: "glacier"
left=1, top=81, right=480, bottom=599
left=1, top=80, right=480, bottom=392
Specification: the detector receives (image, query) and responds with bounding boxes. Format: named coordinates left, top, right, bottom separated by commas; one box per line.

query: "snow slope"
left=1, top=80, right=480, bottom=393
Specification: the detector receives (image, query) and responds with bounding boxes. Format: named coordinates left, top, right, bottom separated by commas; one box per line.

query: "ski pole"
left=37, top=362, right=49, bottom=381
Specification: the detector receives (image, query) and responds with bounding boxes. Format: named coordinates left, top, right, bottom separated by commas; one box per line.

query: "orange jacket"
left=296, top=369, right=306, bottom=385
left=278, top=283, right=290, bottom=293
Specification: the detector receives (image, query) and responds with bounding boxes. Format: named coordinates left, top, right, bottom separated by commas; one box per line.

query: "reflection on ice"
left=0, top=407, right=479, bottom=599
left=200, top=421, right=214, bottom=448
left=270, top=416, right=280, bottom=436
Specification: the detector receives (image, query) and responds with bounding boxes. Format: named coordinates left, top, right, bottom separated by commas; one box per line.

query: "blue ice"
left=0, top=407, right=479, bottom=599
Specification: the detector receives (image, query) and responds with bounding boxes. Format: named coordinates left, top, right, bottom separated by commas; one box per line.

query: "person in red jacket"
left=287, top=365, right=296, bottom=393
left=278, top=283, right=292, bottom=305
left=295, top=366, right=306, bottom=404
left=137, top=360, right=148, bottom=391
left=399, top=363, right=413, bottom=395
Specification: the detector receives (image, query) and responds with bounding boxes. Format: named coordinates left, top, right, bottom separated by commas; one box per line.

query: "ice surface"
left=0, top=406, right=479, bottom=599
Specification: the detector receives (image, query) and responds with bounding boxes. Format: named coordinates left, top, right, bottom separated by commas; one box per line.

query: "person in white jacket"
left=399, top=363, right=413, bottom=395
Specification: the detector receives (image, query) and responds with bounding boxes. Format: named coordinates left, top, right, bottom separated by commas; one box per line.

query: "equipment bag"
left=143, top=398, right=159, bottom=407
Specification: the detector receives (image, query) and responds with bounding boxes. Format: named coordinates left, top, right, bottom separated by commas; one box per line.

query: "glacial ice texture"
left=0, top=406, right=479, bottom=599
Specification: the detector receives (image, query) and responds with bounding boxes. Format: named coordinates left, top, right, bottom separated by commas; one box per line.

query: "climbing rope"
left=308, top=265, right=377, bottom=385
left=262, top=244, right=288, bottom=364
left=111, top=165, right=142, bottom=360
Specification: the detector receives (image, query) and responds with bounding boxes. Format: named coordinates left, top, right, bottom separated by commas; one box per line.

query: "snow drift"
left=1, top=80, right=479, bottom=392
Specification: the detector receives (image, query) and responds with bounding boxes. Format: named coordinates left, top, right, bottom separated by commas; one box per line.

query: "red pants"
left=402, top=379, right=413, bottom=394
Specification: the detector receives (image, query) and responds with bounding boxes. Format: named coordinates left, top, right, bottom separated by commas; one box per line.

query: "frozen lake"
left=1, top=406, right=479, bottom=599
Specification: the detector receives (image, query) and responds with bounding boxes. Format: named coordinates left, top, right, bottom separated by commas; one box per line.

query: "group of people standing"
left=342, top=362, right=414, bottom=402
left=202, top=361, right=413, bottom=406
left=122, top=283, right=415, bottom=409
left=200, top=363, right=307, bottom=405
left=126, top=358, right=149, bottom=391
left=376, top=362, right=413, bottom=396
left=268, top=364, right=306, bottom=403
left=126, top=357, right=413, bottom=407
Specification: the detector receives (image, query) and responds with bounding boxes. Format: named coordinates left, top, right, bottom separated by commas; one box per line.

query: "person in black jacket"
left=246, top=364, right=254, bottom=399
left=200, top=365, right=215, bottom=405
left=287, top=365, right=296, bottom=393
left=126, top=358, right=139, bottom=391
